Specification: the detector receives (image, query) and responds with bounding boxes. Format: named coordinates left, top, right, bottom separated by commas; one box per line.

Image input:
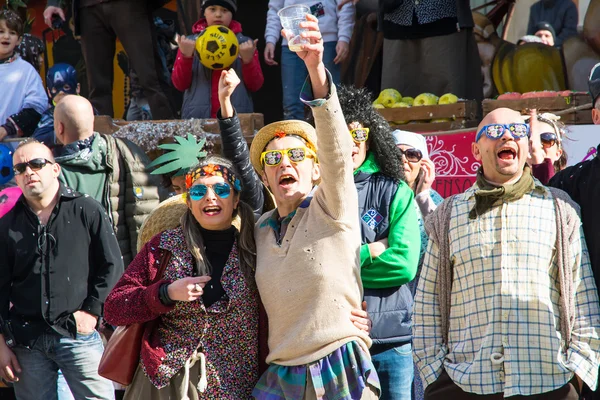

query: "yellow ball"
left=195, top=25, right=239, bottom=70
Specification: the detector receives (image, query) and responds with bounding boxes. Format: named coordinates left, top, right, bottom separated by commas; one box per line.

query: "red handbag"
left=98, top=250, right=171, bottom=386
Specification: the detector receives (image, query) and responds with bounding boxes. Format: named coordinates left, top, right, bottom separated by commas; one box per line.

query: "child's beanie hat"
left=202, top=0, right=237, bottom=14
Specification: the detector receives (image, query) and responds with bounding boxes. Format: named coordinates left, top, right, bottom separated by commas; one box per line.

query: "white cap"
left=391, top=130, right=429, bottom=159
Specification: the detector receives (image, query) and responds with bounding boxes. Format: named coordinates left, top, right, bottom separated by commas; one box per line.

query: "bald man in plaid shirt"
left=413, top=108, right=600, bottom=399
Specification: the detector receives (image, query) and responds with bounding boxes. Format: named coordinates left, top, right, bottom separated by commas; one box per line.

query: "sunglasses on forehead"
left=399, top=148, right=423, bottom=163
left=349, top=128, right=369, bottom=143
left=260, top=147, right=317, bottom=167
left=476, top=123, right=530, bottom=142
left=13, top=158, right=54, bottom=175
left=188, top=182, right=232, bottom=201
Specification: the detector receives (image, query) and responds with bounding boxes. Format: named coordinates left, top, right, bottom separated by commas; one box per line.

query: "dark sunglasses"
left=349, top=128, right=369, bottom=143
left=540, top=132, right=558, bottom=148
left=476, top=123, right=530, bottom=142
left=189, top=182, right=231, bottom=201
left=399, top=148, right=423, bottom=163
left=13, top=158, right=54, bottom=175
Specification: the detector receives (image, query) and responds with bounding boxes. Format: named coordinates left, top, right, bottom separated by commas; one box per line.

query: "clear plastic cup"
left=278, top=4, right=311, bottom=52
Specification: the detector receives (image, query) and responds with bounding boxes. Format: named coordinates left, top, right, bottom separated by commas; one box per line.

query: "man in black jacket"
left=549, top=63, right=600, bottom=399
left=0, top=139, right=123, bottom=399
left=42, top=0, right=174, bottom=119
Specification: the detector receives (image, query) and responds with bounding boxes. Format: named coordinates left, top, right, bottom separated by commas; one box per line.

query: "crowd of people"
left=1, top=0, right=600, bottom=399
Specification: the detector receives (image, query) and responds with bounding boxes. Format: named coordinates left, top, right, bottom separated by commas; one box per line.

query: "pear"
left=373, top=103, right=385, bottom=109
left=413, top=93, right=439, bottom=106
left=401, top=97, right=414, bottom=106
left=377, top=89, right=402, bottom=108
left=391, top=102, right=410, bottom=124
left=438, top=93, right=458, bottom=105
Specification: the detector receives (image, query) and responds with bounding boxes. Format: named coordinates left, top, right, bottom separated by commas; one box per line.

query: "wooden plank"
left=482, top=97, right=573, bottom=115
left=574, top=111, right=594, bottom=125
left=377, top=101, right=477, bottom=122
left=573, top=93, right=593, bottom=107
left=483, top=94, right=593, bottom=125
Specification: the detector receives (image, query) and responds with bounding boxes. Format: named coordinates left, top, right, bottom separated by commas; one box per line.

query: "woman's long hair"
left=181, top=156, right=256, bottom=289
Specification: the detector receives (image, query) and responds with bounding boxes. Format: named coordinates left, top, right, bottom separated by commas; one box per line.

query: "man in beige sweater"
left=249, top=13, right=380, bottom=400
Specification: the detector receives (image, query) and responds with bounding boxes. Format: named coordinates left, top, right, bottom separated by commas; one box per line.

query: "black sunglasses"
left=399, top=148, right=423, bottom=163
left=540, top=132, right=558, bottom=148
left=13, top=158, right=54, bottom=175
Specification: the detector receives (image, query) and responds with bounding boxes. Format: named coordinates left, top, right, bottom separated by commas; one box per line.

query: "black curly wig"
left=337, top=85, right=405, bottom=182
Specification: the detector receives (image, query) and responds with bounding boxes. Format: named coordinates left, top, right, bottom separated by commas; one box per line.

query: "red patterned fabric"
left=104, top=227, right=260, bottom=397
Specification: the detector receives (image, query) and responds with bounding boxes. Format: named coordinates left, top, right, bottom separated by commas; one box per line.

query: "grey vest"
left=355, top=171, right=413, bottom=345
left=181, top=34, right=254, bottom=119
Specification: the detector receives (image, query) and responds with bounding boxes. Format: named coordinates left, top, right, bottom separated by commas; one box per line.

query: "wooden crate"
left=482, top=93, right=593, bottom=125
left=377, top=101, right=479, bottom=132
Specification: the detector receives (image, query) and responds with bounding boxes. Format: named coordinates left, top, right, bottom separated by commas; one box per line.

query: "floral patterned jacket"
left=104, top=227, right=260, bottom=398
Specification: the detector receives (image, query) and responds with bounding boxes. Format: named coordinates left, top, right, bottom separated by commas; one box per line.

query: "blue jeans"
left=58, top=369, right=75, bottom=400
left=281, top=41, right=340, bottom=120
left=12, top=330, right=114, bottom=400
left=371, top=343, right=414, bottom=400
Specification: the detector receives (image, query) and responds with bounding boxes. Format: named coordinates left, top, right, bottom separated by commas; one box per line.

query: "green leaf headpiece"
left=148, top=133, right=207, bottom=176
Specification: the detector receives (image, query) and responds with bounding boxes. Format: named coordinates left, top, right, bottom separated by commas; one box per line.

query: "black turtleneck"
left=198, top=225, right=236, bottom=308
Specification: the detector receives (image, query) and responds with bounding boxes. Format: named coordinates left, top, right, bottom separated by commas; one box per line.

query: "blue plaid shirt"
left=413, top=182, right=600, bottom=396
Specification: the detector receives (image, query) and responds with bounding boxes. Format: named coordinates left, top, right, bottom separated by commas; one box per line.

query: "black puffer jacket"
left=217, top=110, right=269, bottom=219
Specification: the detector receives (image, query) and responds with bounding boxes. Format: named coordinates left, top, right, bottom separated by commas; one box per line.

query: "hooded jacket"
left=354, top=152, right=421, bottom=345
left=55, top=133, right=163, bottom=267
left=171, top=19, right=264, bottom=119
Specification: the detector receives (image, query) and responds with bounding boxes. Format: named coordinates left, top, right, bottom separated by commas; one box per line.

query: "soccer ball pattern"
left=195, top=25, right=240, bottom=70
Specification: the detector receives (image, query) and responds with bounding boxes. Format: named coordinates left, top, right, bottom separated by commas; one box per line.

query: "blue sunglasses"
left=189, top=183, right=231, bottom=200
left=476, top=123, right=530, bottom=142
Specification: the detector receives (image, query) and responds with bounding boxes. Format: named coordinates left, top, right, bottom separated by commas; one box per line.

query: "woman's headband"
left=185, top=163, right=242, bottom=191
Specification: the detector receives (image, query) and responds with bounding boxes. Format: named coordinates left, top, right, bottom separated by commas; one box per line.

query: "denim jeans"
left=371, top=343, right=414, bottom=400
left=12, top=330, right=115, bottom=400
left=58, top=369, right=75, bottom=400
left=281, top=41, right=340, bottom=120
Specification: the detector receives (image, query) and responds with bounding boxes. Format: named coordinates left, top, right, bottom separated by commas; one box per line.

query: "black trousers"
left=425, top=370, right=580, bottom=400
left=79, top=0, right=174, bottom=119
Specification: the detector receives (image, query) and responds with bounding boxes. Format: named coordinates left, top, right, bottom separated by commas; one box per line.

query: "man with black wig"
left=337, top=84, right=421, bottom=400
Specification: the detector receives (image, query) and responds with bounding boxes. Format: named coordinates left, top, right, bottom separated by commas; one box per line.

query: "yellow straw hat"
left=250, top=120, right=318, bottom=175
left=136, top=194, right=188, bottom=252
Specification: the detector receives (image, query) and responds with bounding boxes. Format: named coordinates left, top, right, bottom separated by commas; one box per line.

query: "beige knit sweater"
left=254, top=86, right=372, bottom=366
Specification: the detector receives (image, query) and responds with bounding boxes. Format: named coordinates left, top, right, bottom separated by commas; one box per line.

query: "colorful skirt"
left=252, top=341, right=380, bottom=400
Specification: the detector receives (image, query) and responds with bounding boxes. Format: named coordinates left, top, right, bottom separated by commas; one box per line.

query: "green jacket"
left=354, top=152, right=421, bottom=289
left=57, top=133, right=164, bottom=267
